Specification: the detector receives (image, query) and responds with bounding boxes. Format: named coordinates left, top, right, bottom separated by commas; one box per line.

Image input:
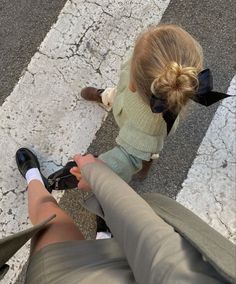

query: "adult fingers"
left=70, top=167, right=82, bottom=180
left=73, top=154, right=97, bottom=168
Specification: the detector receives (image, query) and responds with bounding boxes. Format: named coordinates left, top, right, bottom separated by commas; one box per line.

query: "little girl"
left=47, top=24, right=229, bottom=238
left=80, top=24, right=203, bottom=182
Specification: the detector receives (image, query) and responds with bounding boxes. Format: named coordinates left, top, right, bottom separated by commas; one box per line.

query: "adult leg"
left=28, top=180, right=84, bottom=255
left=16, top=148, right=84, bottom=255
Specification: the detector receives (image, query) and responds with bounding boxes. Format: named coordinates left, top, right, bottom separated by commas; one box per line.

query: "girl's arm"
left=98, top=146, right=143, bottom=182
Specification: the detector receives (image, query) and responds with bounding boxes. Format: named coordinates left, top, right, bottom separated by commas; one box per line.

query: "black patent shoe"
left=15, top=148, right=51, bottom=192
left=48, top=161, right=78, bottom=191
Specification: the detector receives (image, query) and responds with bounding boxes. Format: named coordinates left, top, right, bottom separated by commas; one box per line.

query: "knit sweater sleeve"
left=116, top=56, right=132, bottom=95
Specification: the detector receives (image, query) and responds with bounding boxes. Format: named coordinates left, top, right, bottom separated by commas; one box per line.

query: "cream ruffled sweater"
left=113, top=57, right=179, bottom=160
left=99, top=56, right=179, bottom=182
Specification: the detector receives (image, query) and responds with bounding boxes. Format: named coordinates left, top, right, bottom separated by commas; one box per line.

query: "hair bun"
left=151, top=62, right=199, bottom=112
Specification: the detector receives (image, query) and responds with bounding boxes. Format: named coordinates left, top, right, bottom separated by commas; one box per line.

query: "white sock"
left=96, top=231, right=112, bottom=239
left=25, top=168, right=44, bottom=185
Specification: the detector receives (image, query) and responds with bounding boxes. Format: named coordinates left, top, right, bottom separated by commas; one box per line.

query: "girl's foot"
left=15, top=148, right=51, bottom=192
left=81, top=87, right=104, bottom=103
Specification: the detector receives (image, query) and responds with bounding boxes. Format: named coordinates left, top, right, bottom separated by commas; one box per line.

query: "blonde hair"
left=131, top=24, right=203, bottom=112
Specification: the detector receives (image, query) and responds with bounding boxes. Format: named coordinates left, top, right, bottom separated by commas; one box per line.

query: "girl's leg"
left=134, top=160, right=153, bottom=181
left=28, top=180, right=84, bottom=255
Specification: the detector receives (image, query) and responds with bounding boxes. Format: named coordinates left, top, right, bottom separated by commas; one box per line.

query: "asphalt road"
left=0, top=0, right=67, bottom=105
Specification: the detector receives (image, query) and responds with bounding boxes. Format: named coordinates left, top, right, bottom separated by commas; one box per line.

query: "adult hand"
left=74, top=154, right=98, bottom=167
left=70, top=154, right=97, bottom=190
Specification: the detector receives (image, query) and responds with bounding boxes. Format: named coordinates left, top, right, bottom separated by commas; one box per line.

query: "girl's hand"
left=70, top=154, right=97, bottom=191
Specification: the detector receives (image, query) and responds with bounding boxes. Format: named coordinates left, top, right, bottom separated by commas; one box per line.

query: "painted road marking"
left=0, top=0, right=170, bottom=282
left=177, top=76, right=236, bottom=244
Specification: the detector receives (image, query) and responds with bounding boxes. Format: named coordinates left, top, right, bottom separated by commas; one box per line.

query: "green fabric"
left=112, top=56, right=179, bottom=156
left=80, top=162, right=236, bottom=283
left=81, top=162, right=229, bottom=284
left=141, top=193, right=236, bottom=284
left=99, top=146, right=142, bottom=182
left=26, top=239, right=135, bottom=284
left=0, top=214, right=56, bottom=281
left=99, top=56, right=179, bottom=181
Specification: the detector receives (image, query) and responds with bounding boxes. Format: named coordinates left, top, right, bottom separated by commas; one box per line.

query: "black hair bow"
left=150, top=69, right=231, bottom=134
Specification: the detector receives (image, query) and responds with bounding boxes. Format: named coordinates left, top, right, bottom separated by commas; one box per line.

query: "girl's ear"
left=129, top=81, right=136, bottom=93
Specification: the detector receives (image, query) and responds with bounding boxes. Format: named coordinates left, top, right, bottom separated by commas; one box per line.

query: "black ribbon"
left=150, top=69, right=231, bottom=134
left=192, top=69, right=231, bottom=106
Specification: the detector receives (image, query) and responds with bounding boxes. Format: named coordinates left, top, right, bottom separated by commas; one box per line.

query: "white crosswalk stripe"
left=177, top=76, right=236, bottom=244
